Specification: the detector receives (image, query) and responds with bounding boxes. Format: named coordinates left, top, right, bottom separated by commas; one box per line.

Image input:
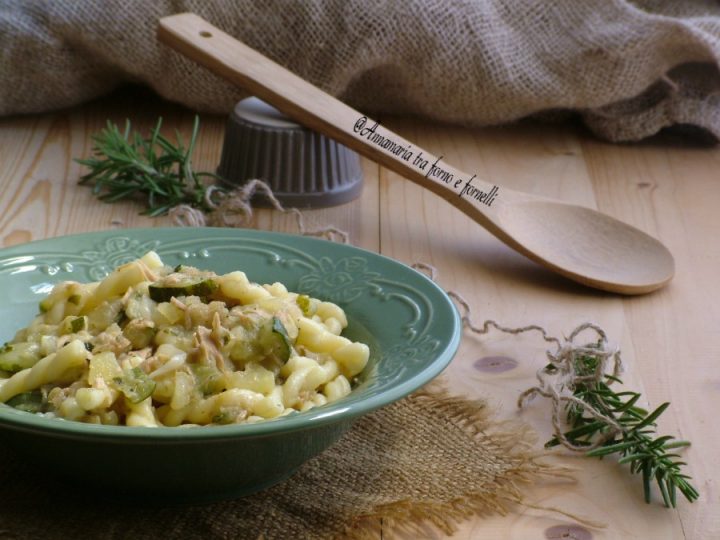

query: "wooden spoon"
left=157, top=13, right=674, bottom=295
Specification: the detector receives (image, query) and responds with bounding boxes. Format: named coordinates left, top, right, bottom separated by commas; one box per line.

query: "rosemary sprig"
left=546, top=353, right=698, bottom=507
left=76, top=116, right=223, bottom=216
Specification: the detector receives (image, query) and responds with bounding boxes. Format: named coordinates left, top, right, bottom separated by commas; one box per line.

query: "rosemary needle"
left=545, top=352, right=699, bottom=507
left=76, top=116, right=224, bottom=216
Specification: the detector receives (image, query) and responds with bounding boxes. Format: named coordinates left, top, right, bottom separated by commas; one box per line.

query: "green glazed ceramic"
left=0, top=228, right=461, bottom=502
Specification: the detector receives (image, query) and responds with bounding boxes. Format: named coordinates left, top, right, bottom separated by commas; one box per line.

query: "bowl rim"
left=0, top=228, right=462, bottom=441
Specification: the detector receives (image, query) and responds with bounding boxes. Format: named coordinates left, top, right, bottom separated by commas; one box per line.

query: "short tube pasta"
left=0, top=253, right=370, bottom=427
left=0, top=340, right=87, bottom=402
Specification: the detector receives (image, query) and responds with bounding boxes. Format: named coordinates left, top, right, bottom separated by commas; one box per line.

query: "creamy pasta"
left=0, top=252, right=370, bottom=427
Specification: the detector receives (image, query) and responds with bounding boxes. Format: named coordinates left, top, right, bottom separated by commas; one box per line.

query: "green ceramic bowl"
left=0, top=228, right=461, bottom=502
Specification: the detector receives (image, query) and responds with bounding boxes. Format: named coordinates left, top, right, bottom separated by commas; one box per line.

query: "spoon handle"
left=157, top=13, right=511, bottom=232
left=157, top=13, right=676, bottom=296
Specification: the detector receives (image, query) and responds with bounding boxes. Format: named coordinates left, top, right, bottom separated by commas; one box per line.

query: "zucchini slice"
left=190, top=364, right=225, bottom=396
left=0, top=342, right=41, bottom=373
left=113, top=367, right=156, bottom=404
left=6, top=390, right=45, bottom=413
left=268, top=317, right=292, bottom=363
left=148, top=278, right=219, bottom=302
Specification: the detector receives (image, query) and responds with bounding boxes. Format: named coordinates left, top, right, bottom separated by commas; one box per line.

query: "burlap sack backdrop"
left=1, top=0, right=719, bottom=142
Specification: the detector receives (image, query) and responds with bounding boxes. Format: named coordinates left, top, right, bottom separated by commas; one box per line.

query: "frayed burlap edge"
left=339, top=382, right=599, bottom=540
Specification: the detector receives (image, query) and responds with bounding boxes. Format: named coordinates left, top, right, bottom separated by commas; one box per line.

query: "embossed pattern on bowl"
left=0, top=228, right=461, bottom=500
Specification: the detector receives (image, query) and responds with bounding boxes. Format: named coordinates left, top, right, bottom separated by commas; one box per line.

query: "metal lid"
left=217, top=97, right=363, bottom=208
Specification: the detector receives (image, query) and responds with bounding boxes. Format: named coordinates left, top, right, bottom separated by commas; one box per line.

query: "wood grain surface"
left=0, top=87, right=717, bottom=539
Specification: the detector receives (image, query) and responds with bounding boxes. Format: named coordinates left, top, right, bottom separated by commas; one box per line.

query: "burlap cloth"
left=0, top=383, right=569, bottom=540
left=1, top=0, right=719, bottom=142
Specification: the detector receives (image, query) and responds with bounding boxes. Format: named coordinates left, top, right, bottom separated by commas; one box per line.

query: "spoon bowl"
left=157, top=13, right=674, bottom=295
left=496, top=200, right=674, bottom=293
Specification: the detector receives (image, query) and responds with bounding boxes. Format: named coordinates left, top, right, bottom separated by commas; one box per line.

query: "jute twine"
left=170, top=180, right=349, bottom=244
left=416, top=262, right=625, bottom=453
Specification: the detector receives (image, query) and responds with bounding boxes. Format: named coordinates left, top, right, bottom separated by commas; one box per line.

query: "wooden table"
left=1, top=88, right=718, bottom=539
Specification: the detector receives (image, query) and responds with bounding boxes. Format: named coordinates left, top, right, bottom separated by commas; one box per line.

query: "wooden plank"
left=0, top=90, right=714, bottom=539
left=378, top=117, right=686, bottom=538
left=585, top=134, right=720, bottom=539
